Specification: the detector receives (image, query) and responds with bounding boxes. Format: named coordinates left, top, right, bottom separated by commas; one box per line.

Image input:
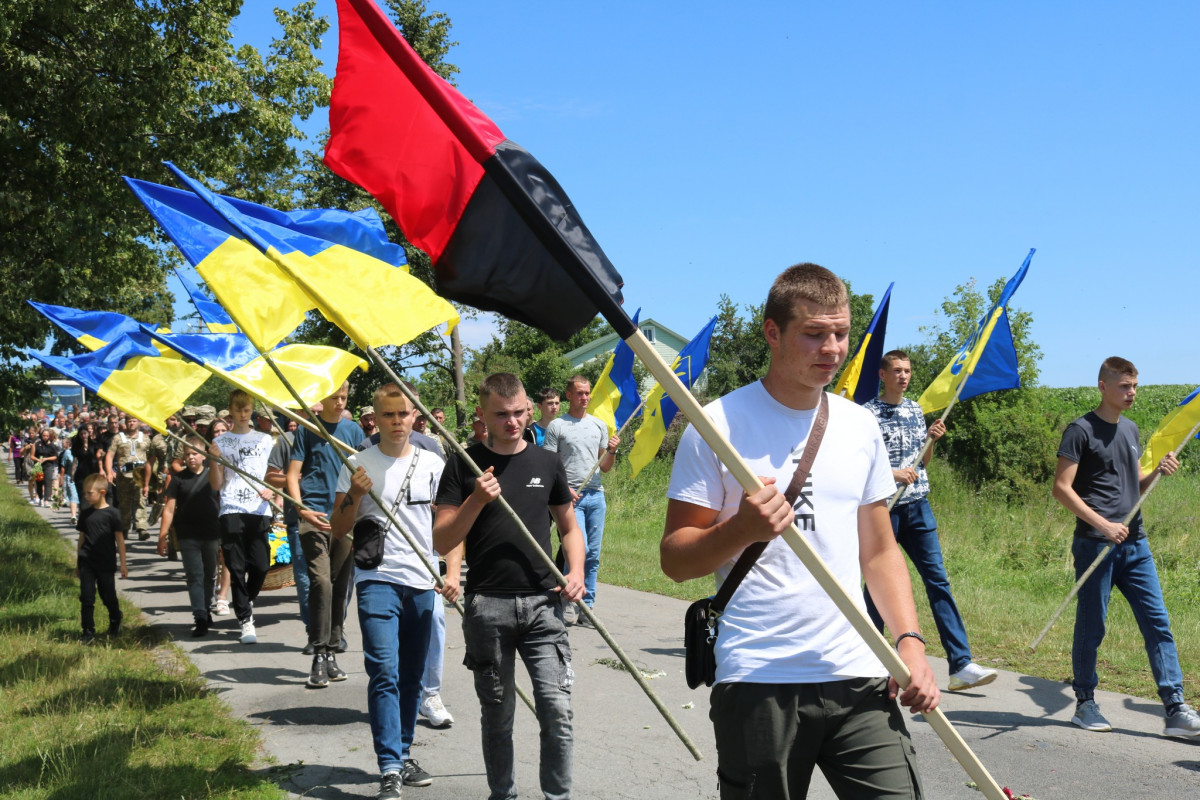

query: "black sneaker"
left=301, top=642, right=315, bottom=656
left=107, top=619, right=122, bottom=638
left=306, top=653, right=329, bottom=688
left=191, top=616, right=210, bottom=637
left=377, top=771, right=402, bottom=800
left=401, top=758, right=432, bottom=787
left=326, top=653, right=347, bottom=682
left=80, top=630, right=95, bottom=645
left=336, top=636, right=348, bottom=653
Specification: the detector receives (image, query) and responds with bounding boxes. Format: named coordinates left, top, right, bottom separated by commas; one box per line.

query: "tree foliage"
left=3, top=0, right=331, bottom=409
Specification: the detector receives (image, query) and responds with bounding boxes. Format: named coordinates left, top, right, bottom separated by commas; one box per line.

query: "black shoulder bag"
left=684, top=392, right=829, bottom=689
left=352, top=450, right=420, bottom=570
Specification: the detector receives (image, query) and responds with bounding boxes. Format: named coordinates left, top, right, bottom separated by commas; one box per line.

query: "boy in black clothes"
left=76, top=474, right=127, bottom=644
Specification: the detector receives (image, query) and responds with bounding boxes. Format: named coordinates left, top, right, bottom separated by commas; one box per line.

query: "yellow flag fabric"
left=589, top=351, right=621, bottom=437
left=627, top=382, right=669, bottom=479
left=220, top=343, right=368, bottom=410
left=267, top=243, right=459, bottom=350
left=196, top=236, right=316, bottom=353
left=1139, top=387, right=1200, bottom=474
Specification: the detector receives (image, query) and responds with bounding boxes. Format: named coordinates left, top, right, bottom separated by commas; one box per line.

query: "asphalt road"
left=26, top=480, right=1200, bottom=799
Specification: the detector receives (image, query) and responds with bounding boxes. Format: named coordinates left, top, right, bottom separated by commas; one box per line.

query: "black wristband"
left=895, top=631, right=926, bottom=649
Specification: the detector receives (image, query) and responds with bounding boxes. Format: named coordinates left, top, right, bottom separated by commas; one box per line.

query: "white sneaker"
left=419, top=693, right=453, bottom=728
left=948, top=662, right=998, bottom=692
left=1072, top=699, right=1112, bottom=732
left=1164, top=703, right=1200, bottom=737
left=240, top=618, right=257, bottom=645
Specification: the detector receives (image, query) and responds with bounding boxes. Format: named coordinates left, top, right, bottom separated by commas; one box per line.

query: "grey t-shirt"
left=1057, top=412, right=1145, bottom=541
left=544, top=413, right=608, bottom=491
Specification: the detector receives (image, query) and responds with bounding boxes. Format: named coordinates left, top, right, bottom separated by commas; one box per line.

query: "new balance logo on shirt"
left=526, top=477, right=543, bottom=488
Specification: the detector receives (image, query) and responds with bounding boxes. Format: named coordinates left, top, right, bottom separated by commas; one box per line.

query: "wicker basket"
left=261, top=563, right=295, bottom=591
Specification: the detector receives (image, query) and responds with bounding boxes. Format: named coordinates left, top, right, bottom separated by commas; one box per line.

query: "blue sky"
left=219, top=1, right=1200, bottom=388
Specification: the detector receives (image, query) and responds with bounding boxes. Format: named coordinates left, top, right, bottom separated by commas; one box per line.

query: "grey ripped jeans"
left=461, top=591, right=575, bottom=800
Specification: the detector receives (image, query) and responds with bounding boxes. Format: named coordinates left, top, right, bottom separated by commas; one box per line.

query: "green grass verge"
left=0, top=481, right=286, bottom=800
left=601, top=455, right=1200, bottom=704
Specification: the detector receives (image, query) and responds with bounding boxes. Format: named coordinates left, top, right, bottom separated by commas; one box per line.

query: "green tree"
left=3, top=0, right=331, bottom=404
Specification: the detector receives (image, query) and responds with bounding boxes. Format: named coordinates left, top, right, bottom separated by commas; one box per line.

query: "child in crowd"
left=76, top=474, right=127, bottom=644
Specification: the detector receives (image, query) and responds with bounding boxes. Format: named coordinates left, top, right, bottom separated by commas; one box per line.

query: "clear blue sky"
left=221, top=0, right=1200, bottom=388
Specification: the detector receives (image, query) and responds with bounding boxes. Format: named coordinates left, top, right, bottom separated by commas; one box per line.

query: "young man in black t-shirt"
left=76, top=474, right=127, bottom=644
left=1053, top=356, right=1200, bottom=738
left=434, top=372, right=585, bottom=800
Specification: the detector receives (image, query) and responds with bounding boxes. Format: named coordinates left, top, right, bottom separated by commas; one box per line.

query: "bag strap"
left=383, top=448, right=421, bottom=521
left=709, top=392, right=829, bottom=616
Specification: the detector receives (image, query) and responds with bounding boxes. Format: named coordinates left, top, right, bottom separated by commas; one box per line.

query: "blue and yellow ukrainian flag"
left=145, top=329, right=369, bottom=411
left=834, top=283, right=893, bottom=404
left=172, top=267, right=238, bottom=333
left=126, top=176, right=319, bottom=352
left=918, top=249, right=1035, bottom=414
left=587, top=309, right=641, bottom=437
left=628, top=315, right=719, bottom=478
left=28, top=301, right=151, bottom=351
left=29, top=303, right=209, bottom=428
left=162, top=163, right=459, bottom=352
left=1140, top=386, right=1200, bottom=474
left=28, top=335, right=206, bottom=433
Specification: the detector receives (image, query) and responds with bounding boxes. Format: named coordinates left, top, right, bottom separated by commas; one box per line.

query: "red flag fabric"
left=325, top=0, right=628, bottom=341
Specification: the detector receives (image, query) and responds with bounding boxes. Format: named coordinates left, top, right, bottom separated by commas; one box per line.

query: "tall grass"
left=601, top=453, right=1200, bottom=703
left=0, top=483, right=285, bottom=800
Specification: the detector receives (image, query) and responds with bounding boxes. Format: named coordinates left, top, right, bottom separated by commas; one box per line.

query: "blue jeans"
left=864, top=497, right=973, bottom=674
left=462, top=592, right=574, bottom=800
left=286, top=521, right=311, bottom=630
left=1071, top=536, right=1183, bottom=707
left=357, top=580, right=436, bottom=774
left=179, top=537, right=219, bottom=621
left=422, top=596, right=445, bottom=697
left=573, top=489, right=606, bottom=608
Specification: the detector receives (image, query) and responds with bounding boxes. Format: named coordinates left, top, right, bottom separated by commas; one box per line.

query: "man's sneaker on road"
left=1072, top=699, right=1112, bottom=732
left=326, top=653, right=347, bottom=682
left=301, top=641, right=315, bottom=656
left=239, top=618, right=257, bottom=645
left=947, top=662, right=998, bottom=692
left=562, top=597, right=578, bottom=626
left=1164, top=703, right=1200, bottom=737
left=191, top=615, right=210, bottom=637
left=307, top=653, right=329, bottom=688
left=377, top=771, right=402, bottom=800
left=419, top=693, right=453, bottom=727
left=401, top=758, right=432, bottom=787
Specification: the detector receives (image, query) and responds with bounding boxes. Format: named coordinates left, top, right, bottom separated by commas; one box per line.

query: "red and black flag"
left=325, top=0, right=629, bottom=342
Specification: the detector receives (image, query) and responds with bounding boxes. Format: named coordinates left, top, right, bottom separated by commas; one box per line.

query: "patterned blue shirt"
left=864, top=397, right=930, bottom=505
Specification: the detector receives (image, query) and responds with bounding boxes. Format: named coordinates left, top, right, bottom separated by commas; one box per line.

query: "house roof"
left=562, top=317, right=690, bottom=368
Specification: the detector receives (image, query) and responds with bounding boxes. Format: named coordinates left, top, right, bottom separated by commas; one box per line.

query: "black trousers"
left=79, top=562, right=121, bottom=633
left=220, top=513, right=271, bottom=623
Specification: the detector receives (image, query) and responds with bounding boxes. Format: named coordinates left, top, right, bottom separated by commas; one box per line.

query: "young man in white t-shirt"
left=662, top=263, right=940, bottom=798
left=208, top=390, right=275, bottom=645
left=331, top=383, right=460, bottom=798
